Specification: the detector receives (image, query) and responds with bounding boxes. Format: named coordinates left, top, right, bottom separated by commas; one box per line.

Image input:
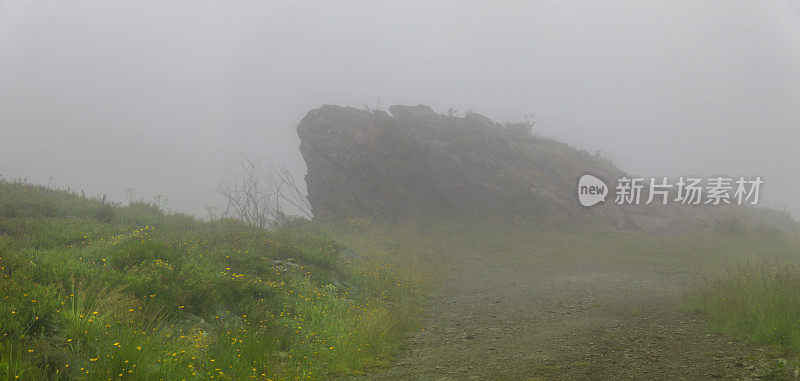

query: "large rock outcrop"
left=297, top=104, right=794, bottom=231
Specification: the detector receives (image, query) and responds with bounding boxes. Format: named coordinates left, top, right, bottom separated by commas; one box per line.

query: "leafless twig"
left=217, top=155, right=312, bottom=228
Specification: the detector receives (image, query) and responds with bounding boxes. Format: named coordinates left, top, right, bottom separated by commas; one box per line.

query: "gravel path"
left=362, top=261, right=791, bottom=380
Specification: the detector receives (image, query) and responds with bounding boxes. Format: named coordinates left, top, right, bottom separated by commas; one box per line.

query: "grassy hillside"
left=2, top=178, right=800, bottom=379
left=0, top=180, right=447, bottom=380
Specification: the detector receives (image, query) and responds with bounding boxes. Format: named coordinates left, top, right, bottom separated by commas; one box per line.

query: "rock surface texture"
left=297, top=104, right=793, bottom=231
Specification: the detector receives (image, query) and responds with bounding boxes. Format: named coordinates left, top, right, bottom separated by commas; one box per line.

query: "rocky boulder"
left=297, top=104, right=794, bottom=232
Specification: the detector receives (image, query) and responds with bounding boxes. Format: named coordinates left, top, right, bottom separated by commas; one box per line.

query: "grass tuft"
left=685, top=262, right=800, bottom=352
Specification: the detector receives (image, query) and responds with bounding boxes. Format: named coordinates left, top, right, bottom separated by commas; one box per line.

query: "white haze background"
left=1, top=1, right=799, bottom=217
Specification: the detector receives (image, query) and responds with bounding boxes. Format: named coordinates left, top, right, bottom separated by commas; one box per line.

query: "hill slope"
left=0, top=180, right=426, bottom=379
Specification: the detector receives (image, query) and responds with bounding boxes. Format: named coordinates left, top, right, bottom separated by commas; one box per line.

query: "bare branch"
left=217, top=154, right=313, bottom=228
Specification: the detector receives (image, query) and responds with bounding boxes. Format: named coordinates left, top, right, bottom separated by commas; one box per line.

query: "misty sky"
left=1, top=1, right=799, bottom=217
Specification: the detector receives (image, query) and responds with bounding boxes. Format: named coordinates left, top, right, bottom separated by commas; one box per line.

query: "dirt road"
left=364, top=261, right=792, bottom=380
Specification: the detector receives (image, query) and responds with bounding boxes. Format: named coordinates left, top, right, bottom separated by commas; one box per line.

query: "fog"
left=2, top=0, right=799, bottom=217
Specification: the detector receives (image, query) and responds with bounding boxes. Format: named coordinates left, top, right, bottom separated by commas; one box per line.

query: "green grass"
left=0, top=180, right=439, bottom=379
left=685, top=262, right=800, bottom=353
left=3, top=177, right=800, bottom=378
left=357, top=215, right=800, bottom=273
